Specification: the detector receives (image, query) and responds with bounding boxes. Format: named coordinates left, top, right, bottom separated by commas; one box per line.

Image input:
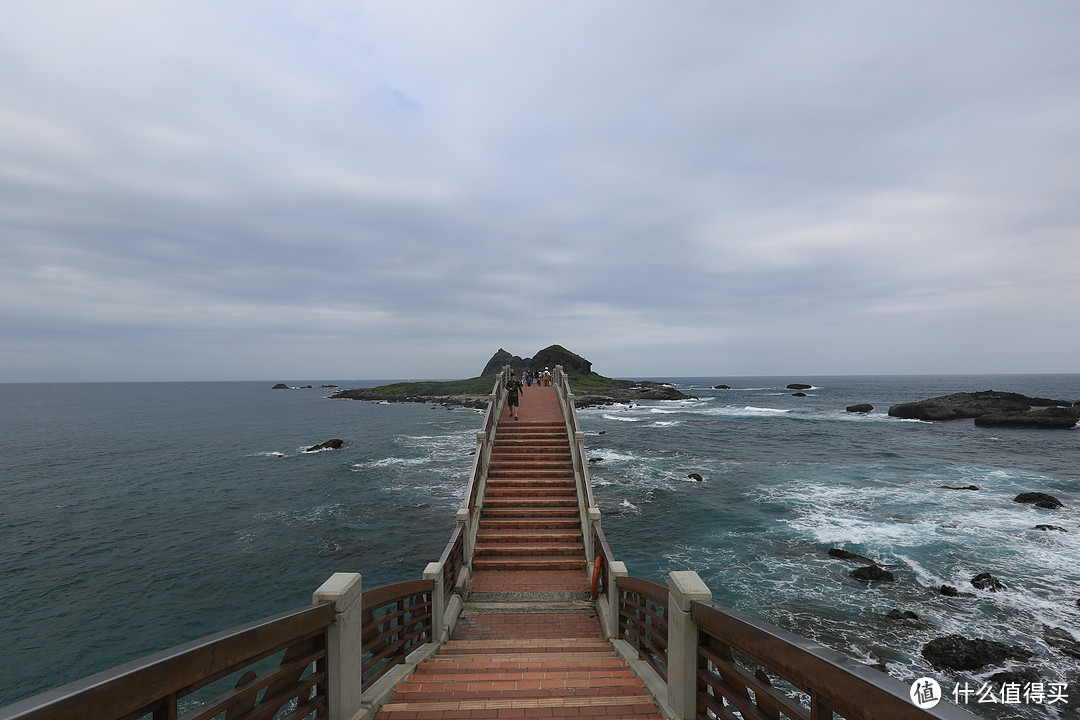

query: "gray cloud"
left=2, top=1, right=1079, bottom=381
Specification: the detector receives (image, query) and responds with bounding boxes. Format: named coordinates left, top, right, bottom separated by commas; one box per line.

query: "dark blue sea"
left=2, top=376, right=1078, bottom=716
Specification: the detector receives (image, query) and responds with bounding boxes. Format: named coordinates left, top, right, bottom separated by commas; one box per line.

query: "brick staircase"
left=473, top=420, right=585, bottom=575
left=371, top=385, right=664, bottom=719
left=374, top=612, right=663, bottom=719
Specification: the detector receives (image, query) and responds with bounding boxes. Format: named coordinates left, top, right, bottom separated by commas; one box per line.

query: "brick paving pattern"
left=373, top=385, right=663, bottom=719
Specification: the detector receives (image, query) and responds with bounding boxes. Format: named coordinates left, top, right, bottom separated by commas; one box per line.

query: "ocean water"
left=1, top=375, right=1078, bottom=716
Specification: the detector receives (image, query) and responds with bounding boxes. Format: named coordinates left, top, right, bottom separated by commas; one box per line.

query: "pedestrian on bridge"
left=507, top=372, right=524, bottom=420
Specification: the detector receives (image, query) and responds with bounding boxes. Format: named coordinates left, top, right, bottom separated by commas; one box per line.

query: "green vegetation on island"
left=330, top=345, right=694, bottom=408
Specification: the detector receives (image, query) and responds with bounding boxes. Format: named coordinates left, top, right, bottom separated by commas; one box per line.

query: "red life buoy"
left=590, top=556, right=603, bottom=598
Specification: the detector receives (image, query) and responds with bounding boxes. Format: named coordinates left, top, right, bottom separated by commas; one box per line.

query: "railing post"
left=313, top=572, right=363, bottom=720
left=458, top=507, right=472, bottom=564
left=668, top=571, right=712, bottom=720
left=603, top=560, right=628, bottom=639
left=423, top=562, right=446, bottom=642
left=585, top=508, right=600, bottom=563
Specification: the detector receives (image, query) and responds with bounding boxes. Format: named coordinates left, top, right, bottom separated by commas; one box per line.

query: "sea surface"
left=1, top=376, right=1078, bottom=717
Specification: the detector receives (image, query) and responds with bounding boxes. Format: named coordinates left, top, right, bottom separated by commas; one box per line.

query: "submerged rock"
left=922, top=634, right=1034, bottom=671
left=1014, top=492, right=1064, bottom=509
left=971, top=573, right=1006, bottom=592
left=940, top=585, right=959, bottom=597
left=1044, top=626, right=1080, bottom=660
left=941, top=485, right=980, bottom=491
left=1035, top=524, right=1067, bottom=532
left=851, top=566, right=895, bottom=583
left=829, top=548, right=876, bottom=564
left=687, top=473, right=704, bottom=482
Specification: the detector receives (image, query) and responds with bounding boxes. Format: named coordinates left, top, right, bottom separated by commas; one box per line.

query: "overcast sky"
left=3, top=2, right=1079, bottom=382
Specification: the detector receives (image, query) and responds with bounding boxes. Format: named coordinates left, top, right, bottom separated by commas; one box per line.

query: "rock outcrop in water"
left=888, top=391, right=1079, bottom=428
left=922, top=634, right=1034, bottom=671
left=971, top=573, right=1006, bottom=592
left=1015, top=492, right=1065, bottom=509
left=306, top=439, right=343, bottom=452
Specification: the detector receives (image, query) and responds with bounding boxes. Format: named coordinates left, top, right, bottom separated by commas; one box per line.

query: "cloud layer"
left=3, top=2, right=1079, bottom=381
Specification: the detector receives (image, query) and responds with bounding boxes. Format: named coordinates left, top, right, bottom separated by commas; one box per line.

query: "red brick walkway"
left=373, top=385, right=664, bottom=719
left=375, top=612, right=662, bottom=719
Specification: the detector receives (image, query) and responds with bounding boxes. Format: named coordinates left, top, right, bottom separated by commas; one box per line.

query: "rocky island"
left=888, top=390, right=1080, bottom=429
left=331, top=345, right=694, bottom=409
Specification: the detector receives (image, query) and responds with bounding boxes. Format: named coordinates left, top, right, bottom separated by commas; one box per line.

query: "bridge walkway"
left=374, top=385, right=664, bottom=719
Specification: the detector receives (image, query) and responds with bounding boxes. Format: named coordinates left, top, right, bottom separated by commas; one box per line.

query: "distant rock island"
left=331, top=345, right=694, bottom=408
left=889, top=391, right=1080, bottom=429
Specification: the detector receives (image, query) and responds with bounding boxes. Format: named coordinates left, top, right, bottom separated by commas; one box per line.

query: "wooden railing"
left=617, top=577, right=669, bottom=683
left=360, top=580, right=433, bottom=691
left=0, top=603, right=334, bottom=720
left=438, top=524, right=465, bottom=604
left=690, top=601, right=976, bottom=720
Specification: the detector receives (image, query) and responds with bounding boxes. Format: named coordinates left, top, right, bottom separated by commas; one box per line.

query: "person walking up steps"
left=506, top=372, right=524, bottom=420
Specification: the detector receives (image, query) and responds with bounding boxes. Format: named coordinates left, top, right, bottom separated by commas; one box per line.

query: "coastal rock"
left=975, top=406, right=1080, bottom=429
left=828, top=548, right=876, bottom=564
left=687, top=473, right=704, bottom=482
left=888, top=390, right=1072, bottom=423
left=971, top=573, right=1006, bottom=592
left=850, top=566, right=895, bottom=583
left=1014, top=492, right=1064, bottom=509
left=921, top=634, right=1034, bottom=671
left=792, top=392, right=807, bottom=397
left=940, top=585, right=959, bottom=596
left=272, top=383, right=290, bottom=389
left=989, top=668, right=1043, bottom=687
left=1035, top=524, right=1067, bottom=532
left=787, top=383, right=812, bottom=390
left=846, top=404, right=873, bottom=413
left=574, top=383, right=696, bottom=408
left=713, top=384, right=731, bottom=390
left=306, top=439, right=343, bottom=452
left=1043, top=626, right=1080, bottom=660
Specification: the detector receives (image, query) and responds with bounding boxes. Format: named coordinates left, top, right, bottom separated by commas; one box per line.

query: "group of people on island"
left=505, top=368, right=551, bottom=420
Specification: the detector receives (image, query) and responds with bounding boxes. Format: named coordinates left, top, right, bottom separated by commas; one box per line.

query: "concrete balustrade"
left=312, top=572, right=364, bottom=720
